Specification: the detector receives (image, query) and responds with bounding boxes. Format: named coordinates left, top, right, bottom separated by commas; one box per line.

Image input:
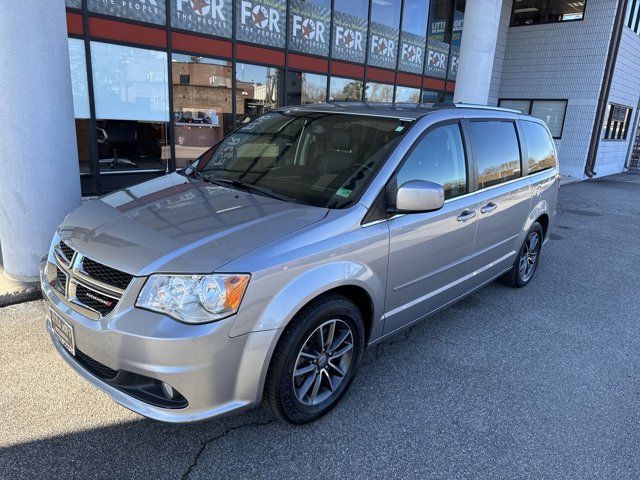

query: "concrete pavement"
left=1, top=173, right=639, bottom=479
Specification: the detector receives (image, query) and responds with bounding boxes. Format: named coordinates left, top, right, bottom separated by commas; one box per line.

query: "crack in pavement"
left=181, top=418, right=276, bottom=479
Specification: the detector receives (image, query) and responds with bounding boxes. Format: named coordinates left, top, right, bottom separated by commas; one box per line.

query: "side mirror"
left=395, top=180, right=445, bottom=213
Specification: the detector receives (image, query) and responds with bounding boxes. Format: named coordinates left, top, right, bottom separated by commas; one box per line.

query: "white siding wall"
left=594, top=27, right=640, bottom=176
left=496, top=0, right=616, bottom=179
left=488, top=0, right=513, bottom=106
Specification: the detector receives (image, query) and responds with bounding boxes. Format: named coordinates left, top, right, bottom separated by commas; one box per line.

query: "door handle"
left=457, top=210, right=476, bottom=222
left=480, top=202, right=498, bottom=214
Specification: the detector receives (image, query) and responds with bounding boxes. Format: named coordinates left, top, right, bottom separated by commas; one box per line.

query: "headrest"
left=330, top=131, right=352, bottom=151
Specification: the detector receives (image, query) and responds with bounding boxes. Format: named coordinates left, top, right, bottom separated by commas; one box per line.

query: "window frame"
left=510, top=0, right=588, bottom=27
left=462, top=118, right=526, bottom=191
left=385, top=119, right=473, bottom=209
left=498, top=98, right=568, bottom=139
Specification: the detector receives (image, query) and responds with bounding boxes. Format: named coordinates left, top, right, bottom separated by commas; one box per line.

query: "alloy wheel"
left=292, top=319, right=354, bottom=406
left=519, top=231, right=541, bottom=282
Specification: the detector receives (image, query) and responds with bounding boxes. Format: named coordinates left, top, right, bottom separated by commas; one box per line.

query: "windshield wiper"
left=196, top=175, right=299, bottom=204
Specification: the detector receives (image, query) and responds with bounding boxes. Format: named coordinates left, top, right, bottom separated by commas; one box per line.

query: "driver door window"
left=396, top=123, right=468, bottom=199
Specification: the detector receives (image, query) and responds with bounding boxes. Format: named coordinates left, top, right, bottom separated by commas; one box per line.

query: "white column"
left=0, top=0, right=82, bottom=281
left=453, top=0, right=503, bottom=105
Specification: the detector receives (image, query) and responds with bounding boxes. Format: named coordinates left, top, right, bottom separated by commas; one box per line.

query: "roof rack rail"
left=431, top=102, right=522, bottom=113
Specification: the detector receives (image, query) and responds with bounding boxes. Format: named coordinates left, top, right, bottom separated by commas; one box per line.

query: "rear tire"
left=266, top=293, right=365, bottom=424
left=501, top=222, right=544, bottom=288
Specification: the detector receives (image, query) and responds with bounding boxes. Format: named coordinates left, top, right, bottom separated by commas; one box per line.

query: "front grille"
left=59, top=241, right=75, bottom=263
left=74, top=349, right=119, bottom=380
left=54, top=267, right=67, bottom=294
left=81, top=257, right=133, bottom=290
left=75, top=284, right=117, bottom=316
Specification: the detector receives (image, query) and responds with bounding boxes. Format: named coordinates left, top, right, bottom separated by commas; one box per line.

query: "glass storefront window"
left=395, top=86, right=421, bottom=103
left=91, top=42, right=170, bottom=171
left=87, top=0, right=166, bottom=26
left=422, top=89, right=444, bottom=103
left=68, top=38, right=92, bottom=174
left=448, top=0, right=465, bottom=80
left=172, top=54, right=234, bottom=169
left=332, top=0, right=369, bottom=64
left=425, top=0, right=452, bottom=79
left=236, top=63, right=281, bottom=125
left=171, top=0, right=233, bottom=37
left=66, top=0, right=81, bottom=8
left=368, top=0, right=402, bottom=70
left=511, top=0, right=586, bottom=26
left=399, top=0, right=430, bottom=74
left=286, top=71, right=328, bottom=105
left=288, top=0, right=331, bottom=57
left=236, top=0, right=287, bottom=48
left=365, top=82, right=394, bottom=103
left=329, top=77, right=364, bottom=101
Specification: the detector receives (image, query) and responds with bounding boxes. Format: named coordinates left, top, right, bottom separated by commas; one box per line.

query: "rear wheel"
left=266, top=293, right=365, bottom=424
left=501, top=222, right=544, bottom=288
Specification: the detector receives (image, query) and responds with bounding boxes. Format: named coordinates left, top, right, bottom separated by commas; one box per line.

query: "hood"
left=58, top=173, right=328, bottom=275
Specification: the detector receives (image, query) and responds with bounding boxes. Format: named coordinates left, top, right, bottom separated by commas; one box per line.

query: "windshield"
left=190, top=111, right=412, bottom=208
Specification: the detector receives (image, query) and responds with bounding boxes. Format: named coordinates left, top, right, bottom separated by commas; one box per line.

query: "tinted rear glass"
left=469, top=121, right=521, bottom=189
left=522, top=121, right=557, bottom=174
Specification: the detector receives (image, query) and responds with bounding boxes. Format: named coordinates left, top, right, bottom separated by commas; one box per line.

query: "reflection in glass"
left=365, top=82, right=394, bottom=103
left=511, top=0, right=585, bottom=26
left=332, top=0, right=369, bottom=64
left=396, top=123, right=467, bottom=199
left=236, top=63, right=281, bottom=126
left=368, top=0, right=402, bottom=69
left=399, top=0, right=430, bottom=74
left=91, top=42, right=170, bottom=171
left=288, top=0, right=331, bottom=57
left=172, top=54, right=233, bottom=169
left=469, top=121, right=522, bottom=189
left=87, top=0, right=167, bottom=26
left=448, top=0, right=465, bottom=80
left=422, top=89, right=444, bottom=103
left=329, top=77, right=364, bottom=101
left=194, top=111, right=411, bottom=208
left=395, top=86, right=421, bottom=103
left=68, top=38, right=92, bottom=174
left=286, top=71, right=328, bottom=105
left=425, top=0, right=452, bottom=79
left=521, top=121, right=557, bottom=174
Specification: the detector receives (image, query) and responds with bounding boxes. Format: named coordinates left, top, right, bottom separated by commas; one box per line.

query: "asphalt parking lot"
left=1, top=173, right=639, bottom=480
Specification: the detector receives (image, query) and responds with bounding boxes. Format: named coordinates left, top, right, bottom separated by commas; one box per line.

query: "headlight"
left=136, top=274, right=250, bottom=324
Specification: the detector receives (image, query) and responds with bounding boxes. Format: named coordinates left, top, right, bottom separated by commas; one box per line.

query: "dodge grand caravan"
left=42, top=103, right=559, bottom=424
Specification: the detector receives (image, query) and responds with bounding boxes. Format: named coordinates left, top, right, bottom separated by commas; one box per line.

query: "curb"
left=0, top=282, right=42, bottom=308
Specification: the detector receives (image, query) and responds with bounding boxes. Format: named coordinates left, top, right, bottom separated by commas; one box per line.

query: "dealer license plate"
left=49, top=309, right=75, bottom=356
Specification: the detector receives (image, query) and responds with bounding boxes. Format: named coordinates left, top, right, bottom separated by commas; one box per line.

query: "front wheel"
left=501, top=222, right=544, bottom=288
left=266, top=294, right=365, bottom=424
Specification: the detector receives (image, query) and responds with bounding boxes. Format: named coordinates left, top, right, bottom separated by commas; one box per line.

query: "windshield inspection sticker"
left=336, top=188, right=352, bottom=198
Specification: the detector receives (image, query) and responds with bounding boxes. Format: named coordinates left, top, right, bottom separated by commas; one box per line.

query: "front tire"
left=266, top=293, right=365, bottom=424
left=501, top=222, right=544, bottom=288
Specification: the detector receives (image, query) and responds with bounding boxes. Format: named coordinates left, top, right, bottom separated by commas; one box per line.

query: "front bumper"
left=41, top=258, right=279, bottom=423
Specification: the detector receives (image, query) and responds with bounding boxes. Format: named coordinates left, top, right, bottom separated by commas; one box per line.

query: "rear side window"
left=396, top=123, right=467, bottom=200
left=521, top=121, right=557, bottom=174
left=469, top=121, right=521, bottom=189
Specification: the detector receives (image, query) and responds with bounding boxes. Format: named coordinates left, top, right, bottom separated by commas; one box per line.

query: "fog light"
left=160, top=381, right=175, bottom=399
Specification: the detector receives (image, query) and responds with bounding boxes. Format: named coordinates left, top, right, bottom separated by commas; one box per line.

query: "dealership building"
left=0, top=0, right=639, bottom=280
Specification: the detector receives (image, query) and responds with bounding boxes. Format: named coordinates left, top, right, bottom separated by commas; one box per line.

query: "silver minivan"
left=41, top=103, right=559, bottom=424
